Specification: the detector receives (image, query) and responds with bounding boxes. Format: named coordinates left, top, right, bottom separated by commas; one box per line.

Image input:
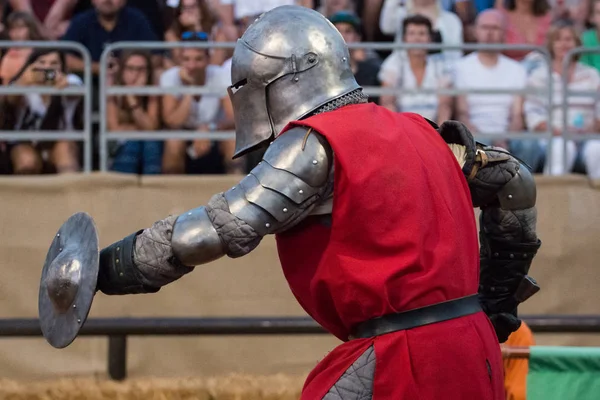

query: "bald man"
left=453, top=9, right=544, bottom=171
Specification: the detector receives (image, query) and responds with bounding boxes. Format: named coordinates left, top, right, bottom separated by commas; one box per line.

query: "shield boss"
left=38, top=212, right=99, bottom=348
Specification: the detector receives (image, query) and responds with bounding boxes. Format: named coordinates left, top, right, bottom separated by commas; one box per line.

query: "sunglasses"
left=181, top=31, right=209, bottom=41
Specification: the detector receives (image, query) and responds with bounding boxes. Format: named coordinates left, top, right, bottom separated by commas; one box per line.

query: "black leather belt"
left=349, top=294, right=482, bottom=340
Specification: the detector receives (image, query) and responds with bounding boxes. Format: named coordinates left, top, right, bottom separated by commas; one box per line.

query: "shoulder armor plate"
left=497, top=162, right=536, bottom=210
left=263, top=126, right=332, bottom=187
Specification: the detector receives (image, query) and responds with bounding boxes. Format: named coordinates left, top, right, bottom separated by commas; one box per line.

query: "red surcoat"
left=275, top=104, right=505, bottom=399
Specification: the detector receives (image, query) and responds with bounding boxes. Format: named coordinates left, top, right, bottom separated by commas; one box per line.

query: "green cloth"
left=527, top=346, right=600, bottom=400
left=580, top=30, right=600, bottom=72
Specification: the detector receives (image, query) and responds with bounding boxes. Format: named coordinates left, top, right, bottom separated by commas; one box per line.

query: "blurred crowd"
left=0, top=0, right=599, bottom=177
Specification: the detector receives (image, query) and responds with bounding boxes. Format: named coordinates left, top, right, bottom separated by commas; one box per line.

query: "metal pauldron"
left=171, top=126, right=333, bottom=263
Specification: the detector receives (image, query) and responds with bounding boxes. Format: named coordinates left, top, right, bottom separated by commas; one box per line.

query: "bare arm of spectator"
left=437, top=95, right=453, bottom=125
left=456, top=95, right=477, bottom=132
left=129, top=96, right=160, bottom=131
left=380, top=0, right=407, bottom=36
left=66, top=55, right=101, bottom=75
left=162, top=93, right=193, bottom=128
left=509, top=96, right=524, bottom=133
left=106, top=99, right=138, bottom=131
left=379, top=81, right=398, bottom=112
left=523, top=68, right=556, bottom=135
left=8, top=0, right=53, bottom=38
left=362, top=0, right=384, bottom=41
left=218, top=1, right=235, bottom=27
left=43, top=0, right=78, bottom=39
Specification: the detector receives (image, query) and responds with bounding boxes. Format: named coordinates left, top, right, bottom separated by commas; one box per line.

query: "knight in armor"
left=50, top=6, right=541, bottom=399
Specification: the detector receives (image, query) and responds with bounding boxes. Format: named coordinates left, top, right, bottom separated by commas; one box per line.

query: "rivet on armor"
left=232, top=186, right=235, bottom=190
left=508, top=194, right=513, bottom=199
left=188, top=212, right=192, bottom=216
left=299, top=189, right=304, bottom=194
left=265, top=223, right=271, bottom=228
left=116, top=247, right=120, bottom=251
left=73, top=304, right=77, bottom=309
left=77, top=319, right=81, bottom=324
left=342, top=57, right=347, bottom=62
left=116, top=259, right=120, bottom=264
left=312, top=160, right=318, bottom=165
left=523, top=254, right=528, bottom=258
left=283, top=208, right=288, bottom=213
left=493, top=252, right=499, bottom=257
left=294, top=77, right=299, bottom=82
left=490, top=287, right=495, bottom=292
left=308, top=56, right=316, bottom=63
left=119, top=272, right=124, bottom=277
left=57, top=233, right=60, bottom=237
left=509, top=254, right=514, bottom=259
left=59, top=248, right=62, bottom=252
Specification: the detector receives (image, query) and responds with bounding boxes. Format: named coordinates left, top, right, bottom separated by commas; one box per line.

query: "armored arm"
left=438, top=121, right=541, bottom=343
left=96, top=127, right=333, bottom=295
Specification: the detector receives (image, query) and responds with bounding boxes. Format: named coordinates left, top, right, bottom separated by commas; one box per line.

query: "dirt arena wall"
left=0, top=173, right=598, bottom=380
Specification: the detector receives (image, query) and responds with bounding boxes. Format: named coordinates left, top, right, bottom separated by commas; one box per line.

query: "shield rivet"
left=116, top=259, right=119, bottom=264
left=73, top=304, right=77, bottom=309
left=119, top=272, right=124, bottom=277
left=57, top=233, right=60, bottom=237
left=312, top=160, right=318, bottom=165
left=299, top=190, right=304, bottom=194
left=283, top=208, right=288, bottom=213
left=265, top=223, right=271, bottom=228
left=77, top=319, right=81, bottom=324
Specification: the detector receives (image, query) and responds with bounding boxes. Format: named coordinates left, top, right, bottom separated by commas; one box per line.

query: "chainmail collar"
left=307, top=89, right=369, bottom=117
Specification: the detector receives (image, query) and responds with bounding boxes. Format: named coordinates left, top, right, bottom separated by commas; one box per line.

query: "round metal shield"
left=38, top=212, right=100, bottom=349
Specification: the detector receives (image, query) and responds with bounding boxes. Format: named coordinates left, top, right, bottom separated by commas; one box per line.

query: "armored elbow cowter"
left=96, top=127, right=333, bottom=295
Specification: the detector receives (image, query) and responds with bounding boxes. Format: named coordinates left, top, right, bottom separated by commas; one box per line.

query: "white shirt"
left=379, top=53, right=452, bottom=121
left=524, top=62, right=600, bottom=132
left=453, top=53, right=527, bottom=134
left=159, top=65, right=230, bottom=129
left=15, top=74, right=82, bottom=132
left=219, top=0, right=298, bottom=20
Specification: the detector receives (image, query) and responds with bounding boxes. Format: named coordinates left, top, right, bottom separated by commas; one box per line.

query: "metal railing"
left=0, top=314, right=598, bottom=380
left=0, top=41, right=93, bottom=172
left=97, top=42, right=555, bottom=171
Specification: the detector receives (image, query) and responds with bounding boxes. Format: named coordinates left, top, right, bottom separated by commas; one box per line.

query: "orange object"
left=504, top=322, right=535, bottom=400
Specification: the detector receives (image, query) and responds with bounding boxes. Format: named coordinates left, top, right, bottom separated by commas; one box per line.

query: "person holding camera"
left=0, top=49, right=82, bottom=174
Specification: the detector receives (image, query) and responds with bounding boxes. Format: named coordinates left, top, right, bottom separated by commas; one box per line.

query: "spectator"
left=107, top=50, right=161, bottom=174
left=379, top=0, right=464, bottom=61
left=0, top=49, right=82, bottom=174
left=318, top=0, right=355, bottom=17
left=60, top=0, right=159, bottom=77
left=329, top=11, right=383, bottom=103
left=217, top=0, right=314, bottom=31
left=165, top=0, right=231, bottom=67
left=452, top=9, right=540, bottom=170
left=580, top=0, right=600, bottom=72
left=547, top=0, right=591, bottom=29
left=524, top=22, right=600, bottom=178
left=498, top=0, right=551, bottom=61
left=159, top=33, right=239, bottom=175
left=0, top=11, right=44, bottom=85
left=379, top=15, right=453, bottom=124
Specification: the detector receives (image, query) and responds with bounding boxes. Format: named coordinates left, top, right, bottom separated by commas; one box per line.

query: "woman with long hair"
left=0, top=11, right=44, bottom=84
left=524, top=22, right=600, bottom=177
left=1, top=48, right=82, bottom=174
left=106, top=50, right=161, bottom=174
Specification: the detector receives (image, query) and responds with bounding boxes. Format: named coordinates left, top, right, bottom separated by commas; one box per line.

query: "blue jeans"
left=111, top=141, right=163, bottom=175
left=509, top=139, right=545, bottom=173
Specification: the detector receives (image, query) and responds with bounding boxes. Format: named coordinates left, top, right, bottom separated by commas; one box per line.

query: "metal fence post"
left=108, top=335, right=127, bottom=380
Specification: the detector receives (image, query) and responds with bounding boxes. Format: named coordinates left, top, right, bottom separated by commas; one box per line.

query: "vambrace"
left=436, top=120, right=542, bottom=342
left=96, top=127, right=332, bottom=295
left=474, top=146, right=542, bottom=342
